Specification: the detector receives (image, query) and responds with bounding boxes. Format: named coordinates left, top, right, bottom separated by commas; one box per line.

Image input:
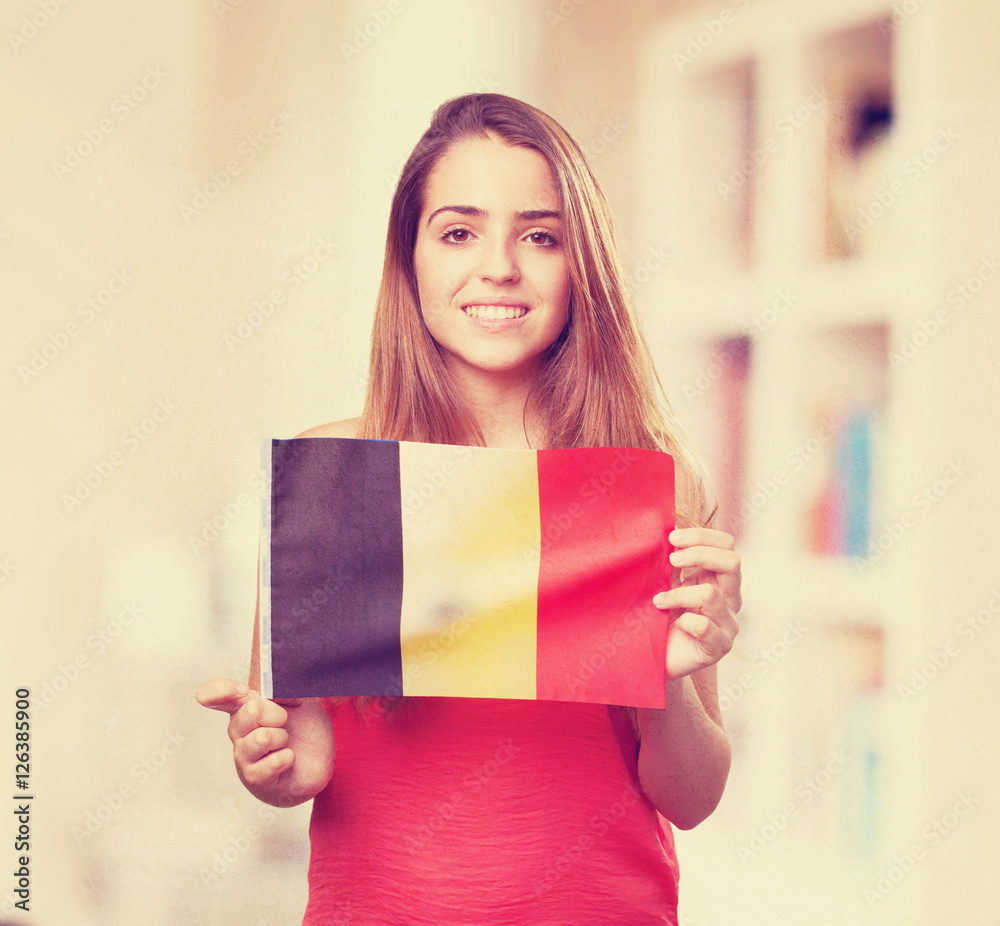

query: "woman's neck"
left=448, top=363, right=544, bottom=450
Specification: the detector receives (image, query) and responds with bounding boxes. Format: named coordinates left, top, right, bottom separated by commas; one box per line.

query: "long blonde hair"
left=353, top=95, right=717, bottom=731
left=359, top=93, right=715, bottom=528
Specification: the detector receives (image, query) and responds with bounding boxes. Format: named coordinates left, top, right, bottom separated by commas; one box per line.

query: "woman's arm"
left=636, top=526, right=742, bottom=829
left=195, top=418, right=363, bottom=806
left=636, top=667, right=730, bottom=829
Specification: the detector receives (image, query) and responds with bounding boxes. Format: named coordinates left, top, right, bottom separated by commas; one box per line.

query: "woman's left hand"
left=653, top=527, right=742, bottom=681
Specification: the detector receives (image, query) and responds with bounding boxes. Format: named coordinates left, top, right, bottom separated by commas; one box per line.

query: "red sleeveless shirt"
left=301, top=697, right=679, bottom=925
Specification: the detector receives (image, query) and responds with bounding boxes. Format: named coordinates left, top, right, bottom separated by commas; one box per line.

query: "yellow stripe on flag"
left=398, top=443, right=540, bottom=698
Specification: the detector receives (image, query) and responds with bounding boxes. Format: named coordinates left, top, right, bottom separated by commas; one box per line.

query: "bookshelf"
left=633, top=2, right=990, bottom=923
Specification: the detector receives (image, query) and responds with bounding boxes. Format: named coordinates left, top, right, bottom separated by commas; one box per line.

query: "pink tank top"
left=302, top=697, right=679, bottom=925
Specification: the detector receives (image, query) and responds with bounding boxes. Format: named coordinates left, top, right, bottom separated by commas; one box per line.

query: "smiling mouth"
left=462, top=304, right=529, bottom=320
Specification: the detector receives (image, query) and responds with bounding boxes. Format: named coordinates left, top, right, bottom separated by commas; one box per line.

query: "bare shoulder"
left=295, top=417, right=361, bottom=439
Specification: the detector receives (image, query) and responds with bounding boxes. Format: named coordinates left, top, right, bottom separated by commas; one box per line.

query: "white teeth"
left=464, top=304, right=527, bottom=319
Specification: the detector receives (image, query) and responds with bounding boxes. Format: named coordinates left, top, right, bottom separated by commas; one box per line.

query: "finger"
left=656, top=587, right=741, bottom=645
left=670, top=546, right=740, bottom=576
left=227, top=696, right=289, bottom=743
left=196, top=679, right=251, bottom=714
left=669, top=527, right=734, bottom=551
left=236, top=723, right=291, bottom=766
left=240, top=747, right=296, bottom=788
left=678, top=563, right=742, bottom=614
left=700, top=604, right=740, bottom=643
left=654, top=583, right=724, bottom=614
left=672, top=612, right=736, bottom=660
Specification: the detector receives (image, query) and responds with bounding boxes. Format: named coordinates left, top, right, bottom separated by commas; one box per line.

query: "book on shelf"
left=808, top=408, right=876, bottom=559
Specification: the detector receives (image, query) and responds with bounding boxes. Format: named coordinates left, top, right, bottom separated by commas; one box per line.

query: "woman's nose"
left=477, top=238, right=520, bottom=285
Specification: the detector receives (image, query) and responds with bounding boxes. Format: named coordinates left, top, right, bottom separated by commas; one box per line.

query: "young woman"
left=198, top=93, right=741, bottom=925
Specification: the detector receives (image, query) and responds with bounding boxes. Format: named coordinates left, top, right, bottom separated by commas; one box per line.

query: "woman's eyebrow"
left=425, top=205, right=561, bottom=226
left=519, top=209, right=561, bottom=222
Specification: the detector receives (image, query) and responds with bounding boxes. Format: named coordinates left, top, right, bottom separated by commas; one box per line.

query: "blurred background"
left=2, top=0, right=999, bottom=923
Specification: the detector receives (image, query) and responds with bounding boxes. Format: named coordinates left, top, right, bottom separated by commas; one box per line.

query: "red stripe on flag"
left=535, top=447, right=674, bottom=707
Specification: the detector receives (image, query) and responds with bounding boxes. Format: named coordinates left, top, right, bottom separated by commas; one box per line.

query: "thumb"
left=196, top=678, right=252, bottom=715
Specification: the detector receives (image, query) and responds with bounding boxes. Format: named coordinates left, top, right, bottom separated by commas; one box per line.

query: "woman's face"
left=413, top=135, right=572, bottom=384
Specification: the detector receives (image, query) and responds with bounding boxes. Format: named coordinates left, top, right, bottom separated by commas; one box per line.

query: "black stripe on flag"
left=269, top=438, right=404, bottom=697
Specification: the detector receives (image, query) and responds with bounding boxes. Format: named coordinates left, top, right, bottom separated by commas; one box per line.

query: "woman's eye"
left=527, top=231, right=557, bottom=246
left=442, top=227, right=472, bottom=243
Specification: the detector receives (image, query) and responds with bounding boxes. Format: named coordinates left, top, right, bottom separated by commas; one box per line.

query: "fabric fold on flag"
left=258, top=437, right=674, bottom=708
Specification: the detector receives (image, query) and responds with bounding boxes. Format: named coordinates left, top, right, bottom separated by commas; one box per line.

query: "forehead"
left=421, top=136, right=560, bottom=215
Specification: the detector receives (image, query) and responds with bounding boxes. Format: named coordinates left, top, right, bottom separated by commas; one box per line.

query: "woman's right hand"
left=196, top=679, right=336, bottom=808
